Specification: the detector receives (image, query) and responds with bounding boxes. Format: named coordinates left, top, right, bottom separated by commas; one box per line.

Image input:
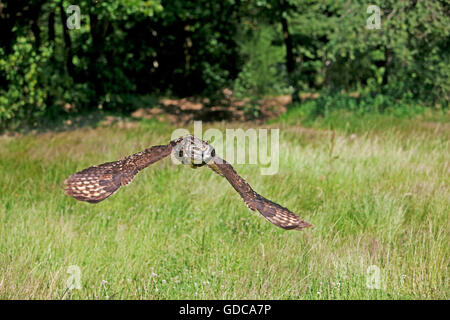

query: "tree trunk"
left=45, top=9, right=56, bottom=109
left=382, top=47, right=392, bottom=87
left=48, top=11, right=55, bottom=43
left=31, top=5, right=41, bottom=52
left=88, top=8, right=110, bottom=100
left=59, top=1, right=75, bottom=79
left=279, top=0, right=299, bottom=103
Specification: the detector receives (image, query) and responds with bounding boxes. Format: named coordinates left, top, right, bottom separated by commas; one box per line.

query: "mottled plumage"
left=207, top=157, right=312, bottom=230
left=64, top=135, right=312, bottom=231
left=64, top=141, right=177, bottom=203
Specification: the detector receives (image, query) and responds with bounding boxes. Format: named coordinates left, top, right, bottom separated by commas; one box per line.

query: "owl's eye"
left=178, top=150, right=183, bottom=157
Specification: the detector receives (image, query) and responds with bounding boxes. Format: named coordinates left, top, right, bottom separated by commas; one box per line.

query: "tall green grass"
left=0, top=110, right=448, bottom=299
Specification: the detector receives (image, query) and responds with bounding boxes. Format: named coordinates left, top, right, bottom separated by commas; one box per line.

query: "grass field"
left=0, top=109, right=448, bottom=299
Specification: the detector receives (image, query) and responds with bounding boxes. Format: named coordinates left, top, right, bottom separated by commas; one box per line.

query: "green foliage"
left=88, top=0, right=163, bottom=18
left=323, top=0, right=450, bottom=105
left=245, top=0, right=449, bottom=106
left=233, top=26, right=289, bottom=99
left=0, top=0, right=448, bottom=129
left=0, top=37, right=51, bottom=129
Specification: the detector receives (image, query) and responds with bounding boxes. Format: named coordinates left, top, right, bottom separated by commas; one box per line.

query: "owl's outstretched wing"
left=64, top=140, right=180, bottom=203
left=207, top=157, right=312, bottom=231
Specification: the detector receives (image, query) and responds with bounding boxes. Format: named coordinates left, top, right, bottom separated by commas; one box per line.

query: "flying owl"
left=64, top=135, right=312, bottom=231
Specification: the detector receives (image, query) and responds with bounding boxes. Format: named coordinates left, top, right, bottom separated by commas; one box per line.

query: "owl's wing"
left=207, top=156, right=312, bottom=231
left=64, top=140, right=179, bottom=203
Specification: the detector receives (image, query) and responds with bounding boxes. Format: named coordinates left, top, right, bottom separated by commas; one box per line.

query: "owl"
left=64, top=135, right=312, bottom=231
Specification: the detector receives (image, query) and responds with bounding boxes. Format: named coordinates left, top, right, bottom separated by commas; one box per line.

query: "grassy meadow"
left=0, top=109, right=448, bottom=299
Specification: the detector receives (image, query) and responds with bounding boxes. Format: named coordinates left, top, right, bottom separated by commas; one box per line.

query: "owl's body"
left=64, top=135, right=312, bottom=231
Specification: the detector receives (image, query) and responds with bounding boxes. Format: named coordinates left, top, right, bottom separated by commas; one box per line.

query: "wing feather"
left=64, top=142, right=176, bottom=203
left=207, top=156, right=312, bottom=231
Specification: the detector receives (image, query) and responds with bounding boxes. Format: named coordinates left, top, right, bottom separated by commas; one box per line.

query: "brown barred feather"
left=207, top=156, right=312, bottom=231
left=64, top=143, right=174, bottom=203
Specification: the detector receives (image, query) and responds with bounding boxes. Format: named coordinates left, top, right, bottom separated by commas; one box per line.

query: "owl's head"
left=174, top=135, right=215, bottom=166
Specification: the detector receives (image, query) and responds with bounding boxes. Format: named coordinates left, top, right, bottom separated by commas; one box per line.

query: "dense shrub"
left=0, top=38, right=51, bottom=129
left=233, top=26, right=289, bottom=99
